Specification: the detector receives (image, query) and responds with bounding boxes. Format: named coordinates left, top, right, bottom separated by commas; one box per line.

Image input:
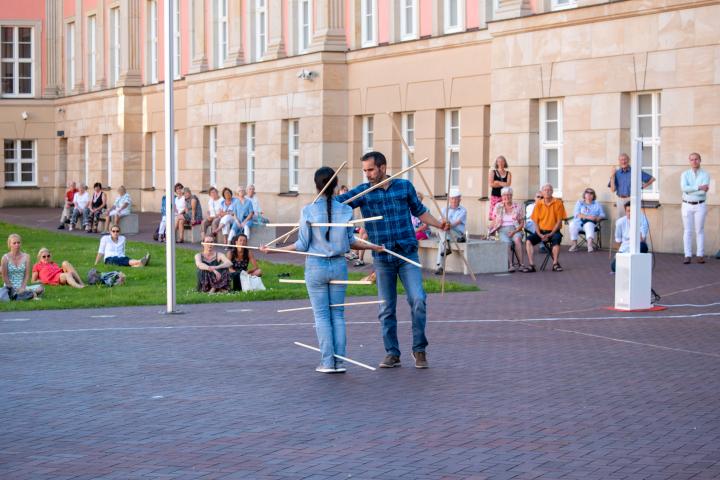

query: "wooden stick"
left=266, top=161, right=348, bottom=246
left=353, top=236, right=422, bottom=268
left=278, top=300, right=384, bottom=313
left=342, top=157, right=429, bottom=204
left=279, top=279, right=372, bottom=285
left=349, top=216, right=383, bottom=224
left=200, top=242, right=327, bottom=258
left=441, top=160, right=453, bottom=296
left=294, top=342, right=377, bottom=371
left=266, top=222, right=354, bottom=228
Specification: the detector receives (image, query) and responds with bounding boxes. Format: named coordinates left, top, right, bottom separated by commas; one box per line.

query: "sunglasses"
left=41, top=254, right=51, bottom=258
left=111, top=230, right=120, bottom=233
left=535, top=196, right=542, bottom=199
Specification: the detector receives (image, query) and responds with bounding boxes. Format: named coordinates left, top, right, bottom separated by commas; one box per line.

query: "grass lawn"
left=0, top=221, right=478, bottom=311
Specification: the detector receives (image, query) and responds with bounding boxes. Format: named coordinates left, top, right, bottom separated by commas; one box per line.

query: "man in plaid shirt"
left=337, top=151, right=449, bottom=369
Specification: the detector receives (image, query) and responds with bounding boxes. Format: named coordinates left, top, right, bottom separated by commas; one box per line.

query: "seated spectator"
left=105, top=185, right=132, bottom=233
left=157, top=194, right=168, bottom=242
left=569, top=188, right=605, bottom=253
left=611, top=201, right=649, bottom=272
left=88, top=182, right=107, bottom=233
left=1, top=234, right=44, bottom=299
left=434, top=189, right=467, bottom=275
left=172, top=183, right=188, bottom=243
left=229, top=186, right=254, bottom=243
left=215, top=187, right=238, bottom=244
left=70, top=184, right=90, bottom=232
left=228, top=234, right=263, bottom=291
left=95, top=225, right=150, bottom=267
left=522, top=183, right=567, bottom=273
left=525, top=190, right=543, bottom=234
left=58, top=181, right=78, bottom=229
left=202, top=187, right=223, bottom=237
left=247, top=184, right=269, bottom=224
left=490, top=187, right=525, bottom=272
left=195, top=236, right=231, bottom=293
left=413, top=192, right=430, bottom=241
left=31, top=248, right=85, bottom=288
left=183, top=187, right=202, bottom=226
left=338, top=185, right=349, bottom=195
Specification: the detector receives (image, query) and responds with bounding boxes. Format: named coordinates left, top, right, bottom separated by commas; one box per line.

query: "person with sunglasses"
left=95, top=226, right=150, bottom=268
left=31, top=248, right=85, bottom=288
left=568, top=188, right=605, bottom=253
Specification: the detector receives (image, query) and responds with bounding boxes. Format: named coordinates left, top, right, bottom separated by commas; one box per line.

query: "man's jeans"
left=71, top=207, right=90, bottom=227
left=375, top=251, right=427, bottom=357
left=305, top=256, right=348, bottom=369
left=435, top=228, right=465, bottom=267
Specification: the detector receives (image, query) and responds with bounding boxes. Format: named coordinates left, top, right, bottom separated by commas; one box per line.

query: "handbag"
left=239, top=270, right=266, bottom=292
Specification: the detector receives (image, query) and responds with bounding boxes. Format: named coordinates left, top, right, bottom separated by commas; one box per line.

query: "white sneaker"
left=588, top=245, right=594, bottom=253
left=315, top=365, right=336, bottom=374
left=568, top=244, right=577, bottom=252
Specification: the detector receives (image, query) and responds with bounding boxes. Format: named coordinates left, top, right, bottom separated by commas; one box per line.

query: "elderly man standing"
left=681, top=152, right=711, bottom=264
left=522, top=184, right=567, bottom=272
left=434, top=188, right=466, bottom=275
left=608, top=153, right=655, bottom=218
left=337, top=151, right=449, bottom=369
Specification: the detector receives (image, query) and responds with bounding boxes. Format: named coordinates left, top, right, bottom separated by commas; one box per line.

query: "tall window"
left=174, top=130, right=180, bottom=180
left=539, top=99, right=563, bottom=196
left=106, top=135, right=113, bottom=187
left=208, top=126, right=218, bottom=186
left=400, top=0, right=417, bottom=41
left=66, top=23, right=75, bottom=91
left=1, top=26, right=33, bottom=97
left=147, top=1, right=158, bottom=83
left=445, top=110, right=460, bottom=190
left=247, top=123, right=256, bottom=186
left=632, top=92, right=661, bottom=199
left=150, top=132, right=157, bottom=188
left=444, top=0, right=464, bottom=34
left=87, top=15, right=97, bottom=88
left=288, top=120, right=300, bottom=192
left=109, top=8, right=120, bottom=86
left=174, top=0, right=181, bottom=79
left=83, top=137, right=89, bottom=186
left=3, top=139, right=36, bottom=186
left=215, top=0, right=228, bottom=67
left=362, top=116, right=374, bottom=153
left=402, top=113, right=415, bottom=181
left=298, top=0, right=312, bottom=53
left=255, top=0, right=267, bottom=61
left=361, top=0, right=377, bottom=47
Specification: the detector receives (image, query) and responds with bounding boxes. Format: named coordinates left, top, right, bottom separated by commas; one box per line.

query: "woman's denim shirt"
left=294, top=198, right=354, bottom=257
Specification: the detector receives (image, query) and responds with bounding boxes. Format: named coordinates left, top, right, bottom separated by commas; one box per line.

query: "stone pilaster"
left=190, top=0, right=209, bottom=72
left=44, top=0, right=62, bottom=97
left=310, top=0, right=346, bottom=52
left=94, top=0, right=107, bottom=89
left=117, top=0, right=142, bottom=87
left=72, top=0, right=84, bottom=93
left=493, top=0, right=533, bottom=21
left=264, top=0, right=286, bottom=60
left=226, top=0, right=245, bottom=66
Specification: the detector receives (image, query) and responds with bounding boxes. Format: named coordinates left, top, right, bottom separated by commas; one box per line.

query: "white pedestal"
left=614, top=253, right=652, bottom=310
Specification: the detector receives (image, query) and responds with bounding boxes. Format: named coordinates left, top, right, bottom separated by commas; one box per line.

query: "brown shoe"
left=413, top=351, right=429, bottom=369
left=696, top=256, right=705, bottom=264
left=379, top=355, right=401, bottom=368
left=683, top=257, right=691, bottom=264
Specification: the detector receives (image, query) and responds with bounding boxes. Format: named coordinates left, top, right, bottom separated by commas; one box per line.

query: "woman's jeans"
left=374, top=251, right=427, bottom=357
left=305, top=256, right=348, bottom=368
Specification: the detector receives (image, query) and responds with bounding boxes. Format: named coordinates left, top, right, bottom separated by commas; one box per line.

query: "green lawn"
left=0, top=221, right=477, bottom=311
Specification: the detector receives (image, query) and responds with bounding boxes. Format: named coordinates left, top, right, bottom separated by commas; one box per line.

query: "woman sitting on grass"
left=31, top=248, right=85, bottom=288
left=227, top=234, right=263, bottom=291
left=95, top=225, right=150, bottom=267
left=2, top=234, right=44, bottom=299
left=195, top=236, right=231, bottom=293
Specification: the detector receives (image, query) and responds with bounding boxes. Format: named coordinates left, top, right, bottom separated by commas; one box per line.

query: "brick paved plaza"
left=1, top=225, right=719, bottom=480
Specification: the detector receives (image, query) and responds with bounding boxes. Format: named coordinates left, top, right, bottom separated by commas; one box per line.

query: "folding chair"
left=539, top=239, right=554, bottom=271
left=576, top=218, right=606, bottom=250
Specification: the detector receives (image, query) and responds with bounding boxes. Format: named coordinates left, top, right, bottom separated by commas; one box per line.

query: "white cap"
left=449, top=188, right=461, bottom=198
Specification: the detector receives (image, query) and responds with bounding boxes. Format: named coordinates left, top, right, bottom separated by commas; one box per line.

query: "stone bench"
left=183, top=223, right=203, bottom=243
left=248, top=224, right=287, bottom=247
left=417, top=238, right=507, bottom=274
left=97, top=213, right=139, bottom=235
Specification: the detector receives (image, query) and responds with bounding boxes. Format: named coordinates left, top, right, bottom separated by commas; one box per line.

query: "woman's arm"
left=216, top=253, right=233, bottom=270
left=505, top=171, right=512, bottom=186
left=31, top=269, right=39, bottom=284
left=488, top=170, right=498, bottom=188
left=248, top=251, right=259, bottom=271
left=195, top=253, right=211, bottom=270
left=1, top=256, right=9, bottom=287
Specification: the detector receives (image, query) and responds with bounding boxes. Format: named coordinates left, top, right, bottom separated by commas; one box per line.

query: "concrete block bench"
left=417, top=238, right=507, bottom=274
left=98, top=213, right=139, bottom=235
left=248, top=225, right=287, bottom=247
left=183, top=223, right=203, bottom=243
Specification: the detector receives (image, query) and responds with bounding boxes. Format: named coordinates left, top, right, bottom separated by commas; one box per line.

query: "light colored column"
left=190, top=0, right=209, bottom=72
left=72, top=0, right=84, bottom=93
left=226, top=0, right=245, bottom=65
left=95, top=0, right=106, bottom=88
left=44, top=0, right=62, bottom=97
left=264, top=0, right=286, bottom=59
left=117, top=0, right=142, bottom=86
left=493, top=0, right=532, bottom=21
left=310, top=0, right=346, bottom=52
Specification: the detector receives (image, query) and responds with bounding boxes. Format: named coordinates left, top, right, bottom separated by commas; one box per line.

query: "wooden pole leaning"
left=342, top=157, right=429, bottom=205
left=441, top=164, right=452, bottom=295
left=266, top=217, right=382, bottom=228
left=353, top=236, right=422, bottom=268
left=200, top=242, right=327, bottom=258
left=294, top=342, right=377, bottom=371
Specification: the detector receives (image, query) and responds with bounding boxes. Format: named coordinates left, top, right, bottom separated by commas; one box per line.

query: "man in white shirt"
left=95, top=225, right=149, bottom=267
left=680, top=152, right=711, bottom=264
left=70, top=184, right=91, bottom=232
left=202, top=186, right=224, bottom=237
left=247, top=184, right=267, bottom=225
left=434, top=189, right=467, bottom=275
left=611, top=201, right=649, bottom=272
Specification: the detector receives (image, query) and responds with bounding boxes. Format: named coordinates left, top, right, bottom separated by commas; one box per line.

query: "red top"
left=66, top=188, right=78, bottom=203
left=32, top=262, right=64, bottom=285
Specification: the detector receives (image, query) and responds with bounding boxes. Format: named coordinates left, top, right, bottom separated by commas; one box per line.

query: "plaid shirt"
left=337, top=178, right=427, bottom=262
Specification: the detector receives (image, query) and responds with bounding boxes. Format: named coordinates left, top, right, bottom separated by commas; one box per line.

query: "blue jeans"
left=374, top=251, right=427, bottom=357
left=305, top=256, right=348, bottom=368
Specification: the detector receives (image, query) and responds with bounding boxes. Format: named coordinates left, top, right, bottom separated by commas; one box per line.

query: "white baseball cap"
left=449, top=188, right=462, bottom=198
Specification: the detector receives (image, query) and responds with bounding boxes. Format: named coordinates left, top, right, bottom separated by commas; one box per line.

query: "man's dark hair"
left=624, top=201, right=631, bottom=209
left=361, top=151, right=386, bottom=168
left=174, top=182, right=184, bottom=190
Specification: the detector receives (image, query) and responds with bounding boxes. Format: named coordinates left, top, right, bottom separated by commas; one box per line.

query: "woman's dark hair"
left=221, top=187, right=233, bottom=200
left=584, top=188, right=596, bottom=201
left=229, top=234, right=248, bottom=262
left=361, top=151, right=387, bottom=168
left=314, top=167, right=338, bottom=241
left=93, top=182, right=102, bottom=189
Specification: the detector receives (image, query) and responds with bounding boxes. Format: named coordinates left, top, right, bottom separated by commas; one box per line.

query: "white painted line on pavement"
left=90, top=315, right=117, bottom=318
left=3, top=318, right=30, bottom=322
left=226, top=309, right=253, bottom=313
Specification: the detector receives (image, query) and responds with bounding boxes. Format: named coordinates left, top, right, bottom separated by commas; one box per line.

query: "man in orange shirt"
left=58, top=181, right=78, bottom=230
left=522, top=183, right=567, bottom=272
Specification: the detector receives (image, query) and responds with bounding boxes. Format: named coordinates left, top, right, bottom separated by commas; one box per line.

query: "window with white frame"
left=247, top=123, right=256, bottom=186
left=214, top=0, right=228, bottom=68
left=254, top=0, right=267, bottom=61
left=402, top=112, right=415, bottom=181
left=551, top=0, right=577, bottom=11
left=147, top=1, right=158, bottom=83
left=400, top=0, right=417, bottom=41
left=174, top=130, right=180, bottom=180
left=361, top=0, right=377, bottom=47
left=539, top=99, right=563, bottom=196
left=362, top=116, right=374, bottom=153
left=109, top=8, right=120, bottom=86
left=4, top=139, right=36, bottom=186
left=445, top=110, right=461, bottom=191
left=288, top=120, right=300, bottom=192
left=87, top=15, right=96, bottom=88
left=106, top=135, right=113, bottom=187
left=298, top=0, right=312, bottom=53
left=66, top=23, right=75, bottom=92
left=150, top=132, right=157, bottom=188
left=208, top=126, right=218, bottom=186
left=1, top=26, right=33, bottom=97
left=83, top=137, right=89, bottom=186
left=174, top=0, right=181, bottom=79
left=444, top=0, right=464, bottom=34
left=632, top=92, right=661, bottom=199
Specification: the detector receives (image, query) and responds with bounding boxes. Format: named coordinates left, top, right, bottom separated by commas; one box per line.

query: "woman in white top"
left=70, top=184, right=91, bottom=231
left=172, top=183, right=188, bottom=243
left=105, top=185, right=132, bottom=233
left=202, top=186, right=223, bottom=237
left=95, top=225, right=150, bottom=267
